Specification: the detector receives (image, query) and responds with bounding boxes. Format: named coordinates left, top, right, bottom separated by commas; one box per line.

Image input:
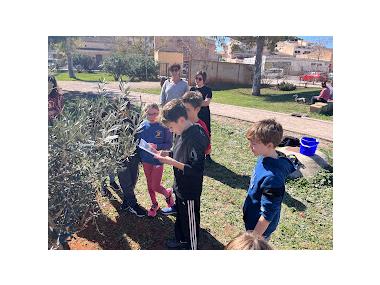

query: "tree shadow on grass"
left=204, top=160, right=251, bottom=190
left=283, top=191, right=306, bottom=212
left=73, top=191, right=224, bottom=250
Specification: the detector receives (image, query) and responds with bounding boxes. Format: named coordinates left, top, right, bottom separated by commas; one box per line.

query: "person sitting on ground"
left=161, top=91, right=211, bottom=216
left=225, top=230, right=273, bottom=250
left=310, top=81, right=332, bottom=104
left=160, top=63, right=189, bottom=106
left=243, top=119, right=295, bottom=241
left=48, top=75, right=64, bottom=122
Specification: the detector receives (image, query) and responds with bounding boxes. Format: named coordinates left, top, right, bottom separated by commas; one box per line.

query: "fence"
left=188, top=59, right=253, bottom=86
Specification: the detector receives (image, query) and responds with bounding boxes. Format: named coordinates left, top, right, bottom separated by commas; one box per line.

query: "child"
left=182, top=91, right=211, bottom=155
left=161, top=91, right=211, bottom=216
left=243, top=119, right=295, bottom=240
left=225, top=230, right=273, bottom=250
left=138, top=103, right=174, bottom=217
left=154, top=99, right=209, bottom=250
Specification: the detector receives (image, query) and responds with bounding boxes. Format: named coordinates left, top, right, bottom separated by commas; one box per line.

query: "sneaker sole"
left=128, top=207, right=146, bottom=217
left=161, top=211, right=177, bottom=216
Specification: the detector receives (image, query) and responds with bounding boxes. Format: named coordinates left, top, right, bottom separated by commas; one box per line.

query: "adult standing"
left=190, top=70, right=213, bottom=161
left=160, top=63, right=189, bottom=106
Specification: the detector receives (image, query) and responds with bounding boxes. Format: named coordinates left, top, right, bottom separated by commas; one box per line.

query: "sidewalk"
left=59, top=81, right=333, bottom=142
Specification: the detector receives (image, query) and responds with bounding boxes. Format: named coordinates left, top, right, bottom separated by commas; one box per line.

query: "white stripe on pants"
left=187, top=200, right=197, bottom=250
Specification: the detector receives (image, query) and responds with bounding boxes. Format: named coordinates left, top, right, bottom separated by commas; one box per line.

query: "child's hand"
left=157, top=150, right=169, bottom=157
left=154, top=153, right=175, bottom=165
left=148, top=143, right=157, bottom=150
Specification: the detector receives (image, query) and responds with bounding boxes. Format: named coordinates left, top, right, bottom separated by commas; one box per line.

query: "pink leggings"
left=142, top=163, right=170, bottom=205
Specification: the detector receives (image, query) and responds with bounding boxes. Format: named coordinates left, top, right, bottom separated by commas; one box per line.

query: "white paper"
left=138, top=138, right=157, bottom=156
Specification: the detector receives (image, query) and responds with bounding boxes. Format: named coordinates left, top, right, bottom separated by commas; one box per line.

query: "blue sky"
left=215, top=36, right=333, bottom=51
left=299, top=36, right=333, bottom=48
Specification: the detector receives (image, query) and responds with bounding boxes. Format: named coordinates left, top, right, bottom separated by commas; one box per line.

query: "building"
left=75, top=36, right=116, bottom=66
left=276, top=39, right=333, bottom=62
left=153, top=36, right=218, bottom=76
left=220, top=39, right=272, bottom=63
left=264, top=56, right=331, bottom=75
left=76, top=36, right=154, bottom=66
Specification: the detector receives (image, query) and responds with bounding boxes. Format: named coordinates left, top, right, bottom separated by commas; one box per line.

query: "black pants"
left=117, top=153, right=140, bottom=207
left=311, top=97, right=327, bottom=104
left=199, top=108, right=211, bottom=135
left=175, top=194, right=201, bottom=250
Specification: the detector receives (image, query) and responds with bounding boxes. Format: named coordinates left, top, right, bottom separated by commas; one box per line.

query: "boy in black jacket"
left=154, top=99, right=209, bottom=250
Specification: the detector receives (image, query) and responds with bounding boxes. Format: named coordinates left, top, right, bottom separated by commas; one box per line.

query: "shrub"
left=125, top=54, right=158, bottom=81
left=73, top=53, right=96, bottom=72
left=102, top=53, right=127, bottom=81
left=278, top=81, right=297, bottom=91
left=102, top=53, right=158, bottom=81
left=48, top=80, right=142, bottom=249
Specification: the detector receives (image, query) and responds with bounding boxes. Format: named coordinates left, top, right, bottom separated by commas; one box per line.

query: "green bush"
left=73, top=53, right=96, bottom=72
left=48, top=80, right=142, bottom=249
left=102, top=53, right=158, bottom=81
left=278, top=81, right=297, bottom=91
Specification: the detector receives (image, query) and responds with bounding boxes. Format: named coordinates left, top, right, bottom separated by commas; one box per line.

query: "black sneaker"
left=166, top=239, right=189, bottom=250
left=109, top=181, right=121, bottom=191
left=205, top=154, right=212, bottom=162
left=128, top=203, right=146, bottom=217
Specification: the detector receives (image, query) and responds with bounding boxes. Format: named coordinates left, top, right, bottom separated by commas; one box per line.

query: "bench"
left=310, top=100, right=333, bottom=115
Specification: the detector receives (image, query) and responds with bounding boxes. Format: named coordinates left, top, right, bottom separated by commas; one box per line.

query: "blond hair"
left=246, top=119, right=283, bottom=146
left=143, top=103, right=160, bottom=116
left=225, top=231, right=273, bottom=250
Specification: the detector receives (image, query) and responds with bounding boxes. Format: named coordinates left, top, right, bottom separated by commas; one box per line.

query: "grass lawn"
left=70, top=118, right=333, bottom=250
left=131, top=87, right=332, bottom=121
left=54, top=71, right=119, bottom=82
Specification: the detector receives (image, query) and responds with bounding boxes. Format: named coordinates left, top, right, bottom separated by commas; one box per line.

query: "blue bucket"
left=300, top=137, right=319, bottom=156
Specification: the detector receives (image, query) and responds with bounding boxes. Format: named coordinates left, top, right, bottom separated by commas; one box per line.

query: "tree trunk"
left=66, top=38, right=76, bottom=78
left=252, top=36, right=264, bottom=96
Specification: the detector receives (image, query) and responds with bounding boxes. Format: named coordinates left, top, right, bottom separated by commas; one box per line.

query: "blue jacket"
left=243, top=155, right=295, bottom=239
left=137, top=121, right=172, bottom=165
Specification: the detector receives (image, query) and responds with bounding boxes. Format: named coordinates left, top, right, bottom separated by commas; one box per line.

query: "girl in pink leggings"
left=138, top=103, right=174, bottom=217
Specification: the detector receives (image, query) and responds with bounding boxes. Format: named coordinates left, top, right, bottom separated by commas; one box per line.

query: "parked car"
left=299, top=72, right=328, bottom=82
left=263, top=68, right=284, bottom=79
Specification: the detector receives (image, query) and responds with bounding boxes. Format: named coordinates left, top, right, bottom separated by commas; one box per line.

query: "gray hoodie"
left=160, top=79, right=189, bottom=106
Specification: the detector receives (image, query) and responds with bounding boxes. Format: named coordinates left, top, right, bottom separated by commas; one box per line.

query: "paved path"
left=59, top=81, right=333, bottom=142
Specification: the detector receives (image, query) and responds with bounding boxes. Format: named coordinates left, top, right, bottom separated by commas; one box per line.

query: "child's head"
left=246, top=119, right=283, bottom=156
left=161, top=99, right=189, bottom=135
left=144, top=103, right=160, bottom=123
left=225, top=231, right=273, bottom=250
left=181, top=91, right=203, bottom=123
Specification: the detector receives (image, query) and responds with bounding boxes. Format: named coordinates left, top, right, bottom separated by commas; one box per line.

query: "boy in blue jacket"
left=243, top=119, right=295, bottom=240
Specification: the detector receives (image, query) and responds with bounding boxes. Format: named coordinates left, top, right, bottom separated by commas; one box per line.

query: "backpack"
left=278, top=136, right=300, bottom=147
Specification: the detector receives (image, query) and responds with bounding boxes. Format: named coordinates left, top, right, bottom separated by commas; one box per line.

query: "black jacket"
left=171, top=124, right=209, bottom=200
